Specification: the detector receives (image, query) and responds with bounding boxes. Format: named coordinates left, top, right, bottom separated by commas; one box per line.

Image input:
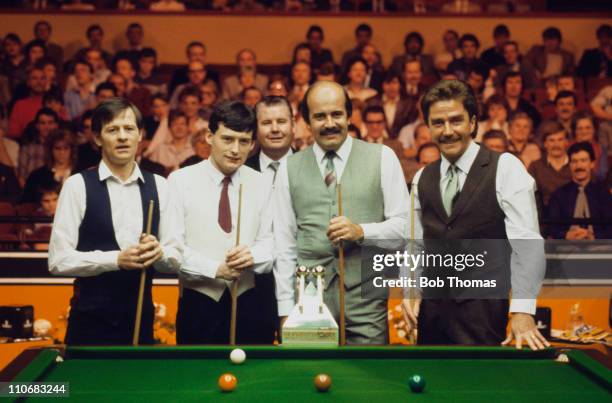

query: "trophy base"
left=282, top=328, right=339, bottom=346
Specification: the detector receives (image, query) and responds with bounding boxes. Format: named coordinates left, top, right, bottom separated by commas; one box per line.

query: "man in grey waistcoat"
left=274, top=81, right=409, bottom=344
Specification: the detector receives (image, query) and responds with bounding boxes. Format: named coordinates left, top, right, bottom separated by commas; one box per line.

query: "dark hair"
left=300, top=83, right=353, bottom=125
left=421, top=80, right=479, bottom=137
left=383, top=70, right=402, bottom=84
left=43, top=90, right=63, bottom=105
left=34, top=57, right=55, bottom=70
left=139, top=47, right=157, bottom=60
left=484, top=94, right=508, bottom=116
left=568, top=141, right=595, bottom=161
left=416, top=142, right=440, bottom=163
left=86, top=24, right=103, bottom=38
left=318, top=62, right=336, bottom=78
left=186, top=41, right=206, bottom=53
left=493, top=24, right=510, bottom=37
left=344, top=57, right=368, bottom=83
left=35, top=107, right=59, bottom=123
left=502, top=71, right=522, bottom=88
left=445, top=29, right=459, bottom=40
left=241, top=86, right=263, bottom=100
left=307, top=25, right=324, bottom=39
left=95, top=82, right=117, bottom=96
left=404, top=31, right=424, bottom=48
left=291, top=43, right=311, bottom=65
left=355, top=23, right=372, bottom=36
left=91, top=98, right=143, bottom=135
left=554, top=90, right=577, bottom=105
left=112, top=54, right=136, bottom=73
left=45, top=128, right=77, bottom=168
left=209, top=101, right=256, bottom=139
left=254, top=96, right=294, bottom=138
left=571, top=112, right=598, bottom=135
left=469, top=65, right=489, bottom=82
left=596, top=24, right=611, bottom=39
left=178, top=85, right=202, bottom=103
left=542, top=27, right=562, bottom=41
left=3, top=33, right=21, bottom=45
left=482, top=130, right=509, bottom=149
left=538, top=120, right=567, bottom=142
left=459, top=34, right=480, bottom=49
left=25, top=39, right=46, bottom=57
left=81, top=109, right=95, bottom=125
left=127, top=22, right=143, bottom=32
left=363, top=105, right=386, bottom=122
left=34, top=20, right=51, bottom=33
left=168, top=109, right=188, bottom=127
left=73, top=59, right=94, bottom=74
left=348, top=123, right=361, bottom=139
left=151, top=93, right=168, bottom=104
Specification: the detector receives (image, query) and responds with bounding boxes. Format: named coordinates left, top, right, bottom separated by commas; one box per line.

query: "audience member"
left=572, top=112, right=608, bottom=181
left=305, top=25, right=334, bottom=71
left=180, top=128, right=210, bottom=168
left=199, top=79, right=219, bottom=121
left=495, top=41, right=537, bottom=90
left=33, top=20, right=63, bottom=68
left=64, top=60, right=96, bottom=121
left=526, top=27, right=575, bottom=80
left=366, top=71, right=417, bottom=138
left=482, top=129, right=509, bottom=153
left=507, top=112, right=541, bottom=168
left=554, top=90, right=578, bottom=134
left=1, top=34, right=27, bottom=92
left=135, top=48, right=167, bottom=97
left=503, top=71, right=541, bottom=128
left=447, top=33, right=487, bottom=81
left=343, top=57, right=377, bottom=102
left=169, top=41, right=219, bottom=97
left=149, top=109, right=194, bottom=172
left=73, top=25, right=113, bottom=68
left=341, top=23, right=375, bottom=71
left=170, top=59, right=208, bottom=108
left=577, top=24, right=611, bottom=78
left=434, top=29, right=461, bottom=73
left=75, top=110, right=100, bottom=171
left=222, top=49, right=269, bottom=100
left=391, top=31, right=436, bottom=77
left=476, top=94, right=509, bottom=141
left=8, top=67, right=46, bottom=139
left=17, top=108, right=59, bottom=183
left=361, top=43, right=384, bottom=93
left=481, top=24, right=510, bottom=70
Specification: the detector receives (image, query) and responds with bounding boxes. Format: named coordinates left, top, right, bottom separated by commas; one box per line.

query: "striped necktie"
left=324, top=151, right=337, bottom=188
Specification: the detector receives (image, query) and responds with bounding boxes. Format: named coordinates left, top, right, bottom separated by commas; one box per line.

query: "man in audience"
left=114, top=55, right=152, bottom=116
left=547, top=142, right=612, bottom=239
left=64, top=60, right=96, bottom=121
left=75, top=110, right=100, bottom=171
left=481, top=24, right=510, bottom=70
left=528, top=121, right=572, bottom=209
left=149, top=110, right=194, bottom=173
left=223, top=49, right=269, bottom=100
left=169, top=41, right=219, bottom=97
left=434, top=29, right=461, bottom=73
left=73, top=25, right=113, bottom=68
left=33, top=20, right=63, bottom=68
left=366, top=71, right=417, bottom=138
left=526, top=27, right=575, bottom=80
left=136, top=48, right=167, bottom=97
left=306, top=25, right=334, bottom=71
left=403, top=59, right=427, bottom=100
left=415, top=141, right=440, bottom=169
left=447, top=33, right=487, bottom=81
left=391, top=31, right=436, bottom=77
left=482, top=129, right=509, bottom=153
left=341, top=23, right=375, bottom=72
left=17, top=108, right=59, bottom=183
left=8, top=66, right=46, bottom=139
left=289, top=62, right=311, bottom=109
left=122, top=23, right=145, bottom=64
left=495, top=41, right=537, bottom=90
left=577, top=24, right=611, bottom=78
left=554, top=91, right=578, bottom=134
left=503, top=72, right=541, bottom=128
left=170, top=60, right=208, bottom=109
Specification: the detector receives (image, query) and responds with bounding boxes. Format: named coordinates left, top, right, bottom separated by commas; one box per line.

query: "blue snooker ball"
left=408, top=374, right=426, bottom=393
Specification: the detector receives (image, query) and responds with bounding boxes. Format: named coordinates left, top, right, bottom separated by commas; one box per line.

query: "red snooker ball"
left=314, top=374, right=332, bottom=392
left=218, top=373, right=237, bottom=392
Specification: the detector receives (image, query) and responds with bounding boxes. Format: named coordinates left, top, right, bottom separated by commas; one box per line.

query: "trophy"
left=281, top=265, right=339, bottom=346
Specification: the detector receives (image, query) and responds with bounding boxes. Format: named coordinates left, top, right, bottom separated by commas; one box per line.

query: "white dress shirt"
left=168, top=159, right=274, bottom=281
left=274, top=135, right=410, bottom=316
left=382, top=95, right=399, bottom=128
left=411, top=141, right=545, bottom=314
left=258, top=149, right=293, bottom=190
left=48, top=161, right=181, bottom=277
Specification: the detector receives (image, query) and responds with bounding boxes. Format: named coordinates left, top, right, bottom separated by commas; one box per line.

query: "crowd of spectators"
left=0, top=19, right=610, bottom=248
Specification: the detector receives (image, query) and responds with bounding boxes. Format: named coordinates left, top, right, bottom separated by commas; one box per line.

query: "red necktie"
left=218, top=176, right=232, bottom=233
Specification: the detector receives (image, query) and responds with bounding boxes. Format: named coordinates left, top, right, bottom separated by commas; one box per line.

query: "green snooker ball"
left=408, top=374, right=425, bottom=393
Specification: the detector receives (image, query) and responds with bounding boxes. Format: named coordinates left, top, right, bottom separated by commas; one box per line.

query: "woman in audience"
left=199, top=78, right=219, bottom=121
left=22, top=129, right=76, bottom=203
left=476, top=94, right=509, bottom=141
left=572, top=112, right=608, bottom=181
left=507, top=112, right=541, bottom=169
left=343, top=57, right=377, bottom=102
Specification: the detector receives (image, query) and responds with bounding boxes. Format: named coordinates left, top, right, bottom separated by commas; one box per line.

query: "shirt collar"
left=440, top=140, right=479, bottom=177
left=382, top=94, right=399, bottom=104
left=313, top=135, right=353, bottom=164
left=259, top=148, right=293, bottom=170
left=98, top=159, right=143, bottom=184
left=203, top=158, right=241, bottom=186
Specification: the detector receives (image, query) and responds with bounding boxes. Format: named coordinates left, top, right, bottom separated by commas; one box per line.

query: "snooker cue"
left=408, top=184, right=417, bottom=345
left=229, top=184, right=243, bottom=346
left=133, top=200, right=155, bottom=346
left=337, top=184, right=346, bottom=346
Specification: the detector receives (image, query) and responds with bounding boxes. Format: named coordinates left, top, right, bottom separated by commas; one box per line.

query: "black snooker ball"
left=408, top=374, right=425, bottom=393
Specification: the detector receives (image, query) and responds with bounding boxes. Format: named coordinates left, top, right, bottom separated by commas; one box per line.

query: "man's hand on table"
left=502, top=312, right=551, bottom=350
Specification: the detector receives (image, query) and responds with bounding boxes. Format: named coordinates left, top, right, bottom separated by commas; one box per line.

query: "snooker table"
left=0, top=346, right=610, bottom=402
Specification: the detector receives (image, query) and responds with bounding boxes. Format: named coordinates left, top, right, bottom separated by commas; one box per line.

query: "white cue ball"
left=230, top=348, right=246, bottom=364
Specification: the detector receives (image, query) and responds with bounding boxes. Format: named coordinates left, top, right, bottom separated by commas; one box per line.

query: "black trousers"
left=417, top=299, right=509, bottom=345
left=176, top=287, right=275, bottom=345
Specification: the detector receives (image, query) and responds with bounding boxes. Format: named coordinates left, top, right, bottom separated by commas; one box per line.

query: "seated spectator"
left=447, top=34, right=487, bottom=81
left=507, top=112, right=541, bottom=169
left=305, top=25, right=334, bottom=72
left=64, top=60, right=96, bottom=121
left=144, top=94, right=168, bottom=141
left=391, top=31, right=436, bottom=78
left=526, top=27, right=575, bottom=80
left=347, top=123, right=361, bottom=139
left=22, top=128, right=75, bottom=203
left=33, top=20, right=63, bottom=68
left=341, top=23, right=375, bottom=72
left=288, top=62, right=312, bottom=110
left=0, top=126, right=19, bottom=168
left=589, top=85, right=612, bottom=166
left=180, top=128, right=211, bottom=168
left=170, top=59, right=208, bottom=109
left=398, top=95, right=425, bottom=150
left=316, top=63, right=336, bottom=82
left=441, top=0, right=481, bottom=13
left=267, top=77, right=289, bottom=97
left=75, top=110, right=100, bottom=172
left=17, top=108, right=59, bottom=184
left=482, top=129, right=509, bottom=153
left=291, top=43, right=312, bottom=67
left=222, top=49, right=269, bottom=101
left=135, top=47, right=167, bottom=97
left=402, top=59, right=428, bottom=99
left=148, top=110, right=194, bottom=173
left=467, top=66, right=489, bottom=114
left=114, top=54, right=152, bottom=116
left=577, top=24, right=611, bottom=78
left=199, top=79, right=219, bottom=121
left=476, top=94, right=509, bottom=141
left=528, top=120, right=572, bottom=209
left=121, top=23, right=144, bottom=65
left=361, top=43, right=384, bottom=93
left=169, top=41, right=219, bottom=98
left=495, top=41, right=537, bottom=90
left=481, top=24, right=510, bottom=70
left=366, top=71, right=417, bottom=138
left=108, top=73, right=127, bottom=99
left=554, top=90, right=578, bottom=134
left=547, top=142, right=612, bottom=239
left=66, top=48, right=112, bottom=93
left=406, top=140, right=440, bottom=186
left=42, top=90, right=69, bottom=126
left=403, top=122, right=432, bottom=159
left=1, top=33, right=27, bottom=93
left=23, top=40, right=46, bottom=70
left=150, top=0, right=186, bottom=11
left=434, top=29, right=461, bottom=73
left=241, top=86, right=263, bottom=108
left=343, top=57, right=377, bottom=102
left=21, top=183, right=59, bottom=250
left=502, top=71, right=541, bottom=128
left=11, top=42, right=49, bottom=103
left=95, top=82, right=117, bottom=105
left=0, top=161, right=20, bottom=203
left=572, top=112, right=608, bottom=181
left=37, top=58, right=60, bottom=95
left=8, top=66, right=46, bottom=139
left=73, top=25, right=113, bottom=69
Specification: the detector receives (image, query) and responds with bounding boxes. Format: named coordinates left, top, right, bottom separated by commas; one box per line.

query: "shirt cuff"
left=277, top=299, right=295, bottom=317
left=360, top=223, right=375, bottom=241
left=100, top=251, right=120, bottom=272
left=509, top=299, right=537, bottom=315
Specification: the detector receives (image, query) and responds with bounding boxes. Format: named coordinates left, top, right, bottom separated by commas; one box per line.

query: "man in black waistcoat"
left=402, top=80, right=549, bottom=350
left=48, top=98, right=180, bottom=345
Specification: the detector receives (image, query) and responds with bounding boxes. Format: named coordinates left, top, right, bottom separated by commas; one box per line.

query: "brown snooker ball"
left=314, top=374, right=332, bottom=392
left=218, top=373, right=237, bottom=392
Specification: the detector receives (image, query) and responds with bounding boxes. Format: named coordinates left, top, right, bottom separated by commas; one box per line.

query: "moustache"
left=439, top=136, right=461, bottom=144
left=321, top=127, right=342, bottom=136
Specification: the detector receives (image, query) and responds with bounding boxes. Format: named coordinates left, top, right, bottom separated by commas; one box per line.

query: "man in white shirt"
left=402, top=80, right=550, bottom=350
left=274, top=81, right=409, bottom=344
left=48, top=98, right=181, bottom=345
left=169, top=101, right=274, bottom=344
left=244, top=96, right=294, bottom=343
